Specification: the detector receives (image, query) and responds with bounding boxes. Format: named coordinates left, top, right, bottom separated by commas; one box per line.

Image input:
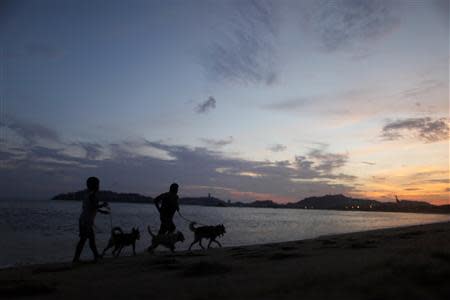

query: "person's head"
left=86, top=176, right=100, bottom=192
left=169, top=183, right=179, bottom=194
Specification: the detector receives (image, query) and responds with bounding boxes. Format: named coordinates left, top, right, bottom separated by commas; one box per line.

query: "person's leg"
left=87, top=229, right=100, bottom=260
left=73, top=220, right=87, bottom=262
left=158, top=216, right=170, bottom=235
left=73, top=237, right=87, bottom=262
left=158, top=222, right=168, bottom=235
left=168, top=220, right=176, bottom=234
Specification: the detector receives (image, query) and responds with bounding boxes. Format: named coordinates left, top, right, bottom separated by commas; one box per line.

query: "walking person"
left=73, top=176, right=110, bottom=263
left=154, top=183, right=180, bottom=235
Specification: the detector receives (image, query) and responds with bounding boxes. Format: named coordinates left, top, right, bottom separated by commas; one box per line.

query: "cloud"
left=381, top=117, right=450, bottom=143
left=0, top=137, right=356, bottom=201
left=268, top=144, right=287, bottom=152
left=0, top=116, right=60, bottom=145
left=75, top=142, right=103, bottom=160
left=201, top=136, right=233, bottom=148
left=302, top=0, right=399, bottom=53
left=195, top=96, right=216, bottom=113
left=307, top=148, right=348, bottom=173
left=201, top=0, right=279, bottom=85
left=362, top=161, right=376, bottom=166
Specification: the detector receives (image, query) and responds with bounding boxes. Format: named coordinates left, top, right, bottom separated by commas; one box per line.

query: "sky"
left=0, top=0, right=449, bottom=204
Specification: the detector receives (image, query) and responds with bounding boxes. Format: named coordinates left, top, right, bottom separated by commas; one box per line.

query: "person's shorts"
left=158, top=217, right=176, bottom=234
left=79, top=219, right=95, bottom=239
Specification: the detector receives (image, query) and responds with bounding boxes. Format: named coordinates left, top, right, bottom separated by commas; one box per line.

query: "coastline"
left=2, top=221, right=450, bottom=299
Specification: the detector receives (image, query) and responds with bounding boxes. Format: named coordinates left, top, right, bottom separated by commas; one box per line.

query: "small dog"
left=188, top=222, right=226, bottom=250
left=147, top=226, right=185, bottom=253
left=102, top=226, right=140, bottom=257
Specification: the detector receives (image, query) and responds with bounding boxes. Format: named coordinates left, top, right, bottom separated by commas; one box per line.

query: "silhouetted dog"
left=102, top=227, right=140, bottom=257
left=188, top=222, right=226, bottom=250
left=147, top=226, right=185, bottom=253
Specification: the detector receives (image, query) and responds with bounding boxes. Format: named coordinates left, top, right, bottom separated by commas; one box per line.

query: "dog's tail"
left=147, top=226, right=156, bottom=238
left=112, top=226, right=123, bottom=235
left=189, top=222, right=197, bottom=232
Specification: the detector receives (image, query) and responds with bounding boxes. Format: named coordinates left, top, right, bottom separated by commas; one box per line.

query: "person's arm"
left=94, top=196, right=109, bottom=213
left=154, top=194, right=162, bottom=213
left=97, top=201, right=109, bottom=209
left=176, top=196, right=180, bottom=212
left=97, top=208, right=110, bottom=214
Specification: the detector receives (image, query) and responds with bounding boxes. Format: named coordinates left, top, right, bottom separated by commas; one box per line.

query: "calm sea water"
left=1, top=199, right=449, bottom=268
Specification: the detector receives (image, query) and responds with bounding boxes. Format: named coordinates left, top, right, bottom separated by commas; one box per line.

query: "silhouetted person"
left=154, top=183, right=180, bottom=235
left=73, top=177, right=109, bottom=263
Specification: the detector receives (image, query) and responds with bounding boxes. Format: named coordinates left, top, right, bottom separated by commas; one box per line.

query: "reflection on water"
left=1, top=200, right=449, bottom=267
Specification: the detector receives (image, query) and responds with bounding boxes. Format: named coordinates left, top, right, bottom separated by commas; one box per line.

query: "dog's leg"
left=102, top=240, right=113, bottom=256
left=112, top=245, right=119, bottom=257
left=188, top=238, right=199, bottom=251
left=114, top=246, right=123, bottom=257
left=207, top=239, right=213, bottom=249
left=213, top=239, right=222, bottom=248
left=132, top=243, right=136, bottom=256
left=116, top=246, right=124, bottom=257
left=199, top=238, right=205, bottom=250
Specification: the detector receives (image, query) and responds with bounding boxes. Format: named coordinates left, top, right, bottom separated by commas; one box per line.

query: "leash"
left=177, top=210, right=209, bottom=226
left=108, top=212, right=113, bottom=232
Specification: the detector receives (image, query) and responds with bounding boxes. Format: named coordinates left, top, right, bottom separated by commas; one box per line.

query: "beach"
left=1, top=221, right=450, bottom=300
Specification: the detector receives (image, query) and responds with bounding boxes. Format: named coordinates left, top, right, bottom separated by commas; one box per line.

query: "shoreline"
left=2, top=221, right=450, bottom=299
left=2, top=217, right=449, bottom=271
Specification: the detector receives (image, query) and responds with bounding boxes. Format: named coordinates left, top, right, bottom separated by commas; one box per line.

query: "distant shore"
left=52, top=191, right=450, bottom=215
left=2, top=221, right=450, bottom=299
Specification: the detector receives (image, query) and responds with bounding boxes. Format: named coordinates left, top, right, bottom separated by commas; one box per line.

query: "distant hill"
left=52, top=191, right=450, bottom=214
left=294, top=194, right=379, bottom=209
left=179, top=197, right=227, bottom=207
left=52, top=191, right=227, bottom=207
left=52, top=190, right=152, bottom=203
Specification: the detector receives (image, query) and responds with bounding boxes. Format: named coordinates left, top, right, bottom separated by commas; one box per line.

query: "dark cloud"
left=201, top=136, right=233, bottom=148
left=202, top=0, right=279, bottom=85
left=196, top=96, right=216, bottom=113
left=307, top=148, right=348, bottom=173
left=303, top=0, right=399, bottom=52
left=75, top=142, right=103, bottom=160
left=0, top=116, right=60, bottom=144
left=381, top=117, right=450, bottom=143
left=362, top=161, right=376, bottom=165
left=268, top=144, right=287, bottom=152
left=0, top=138, right=355, bottom=201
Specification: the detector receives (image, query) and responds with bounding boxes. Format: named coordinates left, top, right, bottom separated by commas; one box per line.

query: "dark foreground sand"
left=1, top=222, right=450, bottom=300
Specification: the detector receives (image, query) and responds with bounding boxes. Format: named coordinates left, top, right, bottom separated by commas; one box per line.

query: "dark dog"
left=102, top=227, right=140, bottom=257
left=147, top=226, right=185, bottom=253
left=188, top=222, right=226, bottom=250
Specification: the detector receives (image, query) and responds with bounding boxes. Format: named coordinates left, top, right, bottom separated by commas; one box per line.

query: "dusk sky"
left=1, top=0, right=449, bottom=204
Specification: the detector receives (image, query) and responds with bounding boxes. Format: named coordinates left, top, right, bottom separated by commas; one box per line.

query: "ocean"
left=1, top=199, right=449, bottom=268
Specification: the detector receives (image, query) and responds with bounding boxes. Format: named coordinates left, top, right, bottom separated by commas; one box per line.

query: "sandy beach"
left=1, top=221, right=450, bottom=300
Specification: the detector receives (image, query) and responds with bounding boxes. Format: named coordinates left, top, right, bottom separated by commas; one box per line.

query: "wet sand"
left=1, top=221, right=450, bottom=300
